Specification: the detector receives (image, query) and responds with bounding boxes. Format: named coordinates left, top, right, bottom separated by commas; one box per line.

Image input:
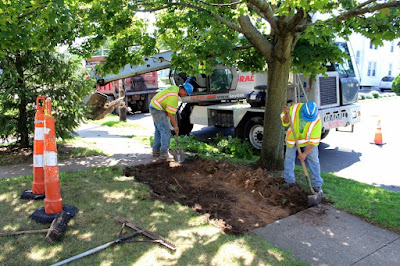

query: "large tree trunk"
left=16, top=53, right=29, bottom=148
left=259, top=34, right=295, bottom=170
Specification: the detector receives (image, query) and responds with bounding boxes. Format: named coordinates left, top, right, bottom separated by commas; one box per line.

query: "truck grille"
left=319, top=77, right=338, bottom=107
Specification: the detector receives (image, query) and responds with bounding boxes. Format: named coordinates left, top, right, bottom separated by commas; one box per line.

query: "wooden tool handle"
left=0, top=229, right=48, bottom=237
left=287, top=113, right=316, bottom=194
left=115, top=216, right=176, bottom=250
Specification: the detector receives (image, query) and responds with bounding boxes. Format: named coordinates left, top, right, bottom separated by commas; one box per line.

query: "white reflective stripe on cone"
left=34, top=127, right=44, bottom=140
left=33, top=154, right=44, bottom=167
left=44, top=151, right=58, bottom=166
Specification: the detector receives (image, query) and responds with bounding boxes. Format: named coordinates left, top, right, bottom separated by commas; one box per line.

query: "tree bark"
left=259, top=34, right=295, bottom=170
left=16, top=53, right=29, bottom=148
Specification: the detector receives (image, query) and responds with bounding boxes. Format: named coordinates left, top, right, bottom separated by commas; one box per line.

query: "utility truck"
left=85, top=55, right=165, bottom=120
left=88, top=43, right=361, bottom=149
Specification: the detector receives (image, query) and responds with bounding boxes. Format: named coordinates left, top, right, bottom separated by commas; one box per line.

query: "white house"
left=347, top=33, right=400, bottom=88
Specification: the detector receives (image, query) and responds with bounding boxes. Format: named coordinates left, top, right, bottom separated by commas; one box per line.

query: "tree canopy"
left=81, top=0, right=399, bottom=169
left=1, top=0, right=399, bottom=166
left=0, top=1, right=93, bottom=147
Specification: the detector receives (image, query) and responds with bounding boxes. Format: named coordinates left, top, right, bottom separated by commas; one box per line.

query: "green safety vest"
left=199, top=61, right=206, bottom=74
left=280, top=103, right=322, bottom=148
left=151, top=86, right=179, bottom=114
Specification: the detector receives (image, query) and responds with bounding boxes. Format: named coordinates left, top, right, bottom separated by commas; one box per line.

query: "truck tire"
left=178, top=104, right=194, bottom=135
left=170, top=104, right=194, bottom=136
left=119, top=106, right=128, bottom=121
left=244, top=117, right=264, bottom=149
left=141, top=95, right=150, bottom=113
left=321, top=129, right=330, bottom=140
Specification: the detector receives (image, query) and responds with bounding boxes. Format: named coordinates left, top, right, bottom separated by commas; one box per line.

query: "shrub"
left=358, top=93, right=366, bottom=100
left=369, top=91, right=380, bottom=99
left=175, top=133, right=259, bottom=160
left=392, top=74, right=400, bottom=94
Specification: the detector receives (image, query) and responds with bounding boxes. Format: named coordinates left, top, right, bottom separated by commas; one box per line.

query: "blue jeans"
left=150, top=105, right=171, bottom=154
left=283, top=145, right=323, bottom=187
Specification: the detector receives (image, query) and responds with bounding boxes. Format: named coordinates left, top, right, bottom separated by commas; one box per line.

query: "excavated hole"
left=123, top=157, right=314, bottom=234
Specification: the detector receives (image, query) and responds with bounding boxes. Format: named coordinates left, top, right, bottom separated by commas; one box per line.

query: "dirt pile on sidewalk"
left=124, top=157, right=309, bottom=234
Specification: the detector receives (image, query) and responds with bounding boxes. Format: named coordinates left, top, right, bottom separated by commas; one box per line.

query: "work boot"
left=281, top=182, right=297, bottom=190
left=313, top=186, right=323, bottom=195
left=152, top=150, right=160, bottom=157
left=160, top=152, right=174, bottom=161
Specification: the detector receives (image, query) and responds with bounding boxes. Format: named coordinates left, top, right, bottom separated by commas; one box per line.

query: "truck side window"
left=210, top=69, right=233, bottom=93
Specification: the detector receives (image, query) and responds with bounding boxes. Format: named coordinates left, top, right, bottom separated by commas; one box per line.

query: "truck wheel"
left=178, top=104, right=194, bottom=135
left=321, top=129, right=330, bottom=140
left=244, top=117, right=263, bottom=149
left=170, top=104, right=194, bottom=136
left=141, top=95, right=150, bottom=113
left=119, top=106, right=128, bottom=121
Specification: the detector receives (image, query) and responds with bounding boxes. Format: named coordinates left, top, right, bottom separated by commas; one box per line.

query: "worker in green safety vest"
left=149, top=80, right=194, bottom=161
left=280, top=101, right=324, bottom=194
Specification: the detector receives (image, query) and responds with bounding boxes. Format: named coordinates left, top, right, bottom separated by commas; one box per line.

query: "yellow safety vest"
left=281, top=103, right=322, bottom=148
left=199, top=61, right=206, bottom=74
left=151, top=86, right=180, bottom=114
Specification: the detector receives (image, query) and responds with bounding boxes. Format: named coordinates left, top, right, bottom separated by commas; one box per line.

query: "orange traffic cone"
left=43, top=98, right=63, bottom=214
left=21, top=96, right=46, bottom=200
left=371, top=120, right=386, bottom=145
left=30, top=97, right=78, bottom=223
left=32, top=96, right=46, bottom=194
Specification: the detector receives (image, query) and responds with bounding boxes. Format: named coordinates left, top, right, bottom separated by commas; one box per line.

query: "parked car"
left=379, top=76, right=394, bottom=92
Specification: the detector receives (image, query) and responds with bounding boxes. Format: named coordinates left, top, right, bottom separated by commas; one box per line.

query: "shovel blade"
left=171, top=149, right=185, bottom=162
left=307, top=193, right=322, bottom=207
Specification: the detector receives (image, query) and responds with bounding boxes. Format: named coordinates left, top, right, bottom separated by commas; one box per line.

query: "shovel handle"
left=174, top=115, right=180, bottom=148
left=175, top=134, right=179, bottom=148
left=287, top=113, right=317, bottom=195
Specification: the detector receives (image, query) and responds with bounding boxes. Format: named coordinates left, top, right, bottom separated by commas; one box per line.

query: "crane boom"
left=96, top=51, right=173, bottom=86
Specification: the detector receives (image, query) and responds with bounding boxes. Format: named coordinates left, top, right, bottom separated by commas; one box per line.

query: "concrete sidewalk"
left=253, top=205, right=400, bottom=265
left=0, top=154, right=157, bottom=179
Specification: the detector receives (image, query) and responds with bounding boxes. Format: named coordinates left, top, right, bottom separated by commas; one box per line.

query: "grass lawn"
left=0, top=167, right=301, bottom=265
left=2, top=128, right=400, bottom=265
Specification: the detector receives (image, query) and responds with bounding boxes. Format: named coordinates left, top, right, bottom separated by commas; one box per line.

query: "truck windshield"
left=210, top=69, right=233, bottom=92
left=328, top=43, right=356, bottom=78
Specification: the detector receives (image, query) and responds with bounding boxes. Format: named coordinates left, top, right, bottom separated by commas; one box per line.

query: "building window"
left=391, top=41, right=394, bottom=53
left=389, top=64, right=392, bottom=76
left=367, top=62, right=377, bottom=76
left=356, top=51, right=360, bottom=65
left=369, top=41, right=378, bottom=50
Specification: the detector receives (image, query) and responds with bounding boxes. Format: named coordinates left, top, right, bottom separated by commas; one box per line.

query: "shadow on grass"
left=0, top=166, right=299, bottom=265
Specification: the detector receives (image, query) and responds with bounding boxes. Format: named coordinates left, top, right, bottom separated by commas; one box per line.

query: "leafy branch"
left=332, top=0, right=400, bottom=24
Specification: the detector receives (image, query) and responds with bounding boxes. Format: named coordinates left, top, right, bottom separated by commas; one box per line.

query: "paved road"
left=319, top=96, right=400, bottom=191
left=123, top=96, right=400, bottom=192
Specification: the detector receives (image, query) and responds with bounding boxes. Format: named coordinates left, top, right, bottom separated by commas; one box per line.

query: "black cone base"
left=30, top=205, right=78, bottom=223
left=20, top=189, right=45, bottom=200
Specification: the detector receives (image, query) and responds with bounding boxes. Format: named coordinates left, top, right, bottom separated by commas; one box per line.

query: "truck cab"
left=169, top=43, right=361, bottom=149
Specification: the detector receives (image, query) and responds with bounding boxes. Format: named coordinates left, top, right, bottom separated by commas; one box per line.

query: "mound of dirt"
left=124, top=157, right=310, bottom=235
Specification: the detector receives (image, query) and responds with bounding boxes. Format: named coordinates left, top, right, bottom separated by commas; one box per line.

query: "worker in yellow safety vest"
left=150, top=79, right=194, bottom=161
left=280, top=101, right=324, bottom=194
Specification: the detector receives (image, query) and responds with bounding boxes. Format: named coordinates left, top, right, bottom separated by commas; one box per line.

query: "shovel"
left=287, top=114, right=322, bottom=207
left=171, top=134, right=186, bottom=163
left=170, top=116, right=185, bottom=163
